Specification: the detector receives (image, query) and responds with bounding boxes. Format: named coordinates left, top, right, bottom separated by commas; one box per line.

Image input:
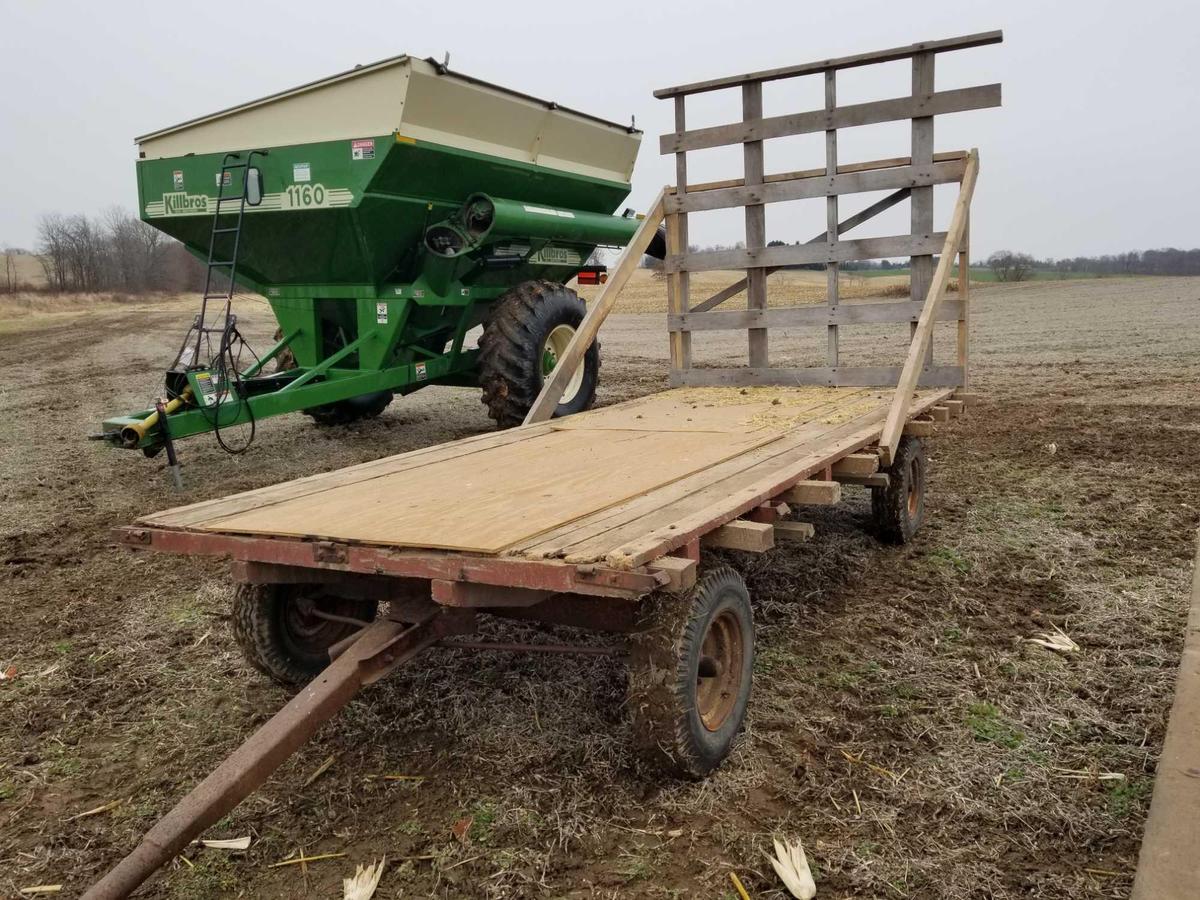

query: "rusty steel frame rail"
left=116, top=526, right=667, bottom=598
left=83, top=611, right=471, bottom=900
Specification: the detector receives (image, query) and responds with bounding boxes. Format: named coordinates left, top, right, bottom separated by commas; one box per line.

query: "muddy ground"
left=2, top=275, right=1199, bottom=898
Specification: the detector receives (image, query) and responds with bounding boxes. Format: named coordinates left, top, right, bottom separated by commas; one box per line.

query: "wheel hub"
left=542, top=323, right=584, bottom=405
left=696, top=609, right=745, bottom=731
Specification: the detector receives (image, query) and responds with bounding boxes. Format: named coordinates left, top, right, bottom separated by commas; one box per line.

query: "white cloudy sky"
left=1, top=0, right=1197, bottom=258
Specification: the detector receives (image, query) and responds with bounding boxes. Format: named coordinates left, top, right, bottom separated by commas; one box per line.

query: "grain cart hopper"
left=98, top=55, right=661, bottom=461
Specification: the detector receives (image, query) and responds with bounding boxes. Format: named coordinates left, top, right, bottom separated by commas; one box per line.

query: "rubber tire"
left=231, top=583, right=377, bottom=686
left=627, top=566, right=754, bottom=779
left=871, top=435, right=927, bottom=544
left=478, top=280, right=600, bottom=429
left=303, top=390, right=394, bottom=427
left=274, top=326, right=396, bottom=427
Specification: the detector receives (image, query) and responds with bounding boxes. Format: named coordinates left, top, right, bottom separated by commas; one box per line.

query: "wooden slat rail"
left=684, top=150, right=966, bottom=195
left=523, top=188, right=667, bottom=425
left=661, top=85, right=1001, bottom=154
left=653, top=30, right=1003, bottom=98
left=878, top=149, right=979, bottom=465
left=689, top=186, right=913, bottom=314
left=654, top=30, right=998, bottom=394
left=664, top=159, right=965, bottom=214
left=671, top=296, right=964, bottom=333
left=666, top=233, right=946, bottom=274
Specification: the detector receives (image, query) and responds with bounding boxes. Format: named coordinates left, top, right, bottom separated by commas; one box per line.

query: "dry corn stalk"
left=769, top=837, right=816, bottom=899
left=195, top=836, right=252, bottom=850
left=1025, top=623, right=1079, bottom=654
left=343, top=858, right=386, bottom=900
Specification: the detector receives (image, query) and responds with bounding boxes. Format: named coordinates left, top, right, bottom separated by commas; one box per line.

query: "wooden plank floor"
left=139, top=386, right=949, bottom=560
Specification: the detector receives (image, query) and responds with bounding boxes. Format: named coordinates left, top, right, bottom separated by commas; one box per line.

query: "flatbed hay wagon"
left=86, top=31, right=1002, bottom=898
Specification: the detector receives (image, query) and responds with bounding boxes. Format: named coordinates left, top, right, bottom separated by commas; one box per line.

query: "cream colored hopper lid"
left=136, top=55, right=641, bottom=184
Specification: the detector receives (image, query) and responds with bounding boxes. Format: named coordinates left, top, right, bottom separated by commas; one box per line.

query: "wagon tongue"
left=82, top=611, right=471, bottom=900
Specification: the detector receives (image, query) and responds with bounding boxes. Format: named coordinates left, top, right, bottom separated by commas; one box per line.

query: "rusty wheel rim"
left=697, top=609, right=745, bottom=731
left=907, top=456, right=922, bottom=517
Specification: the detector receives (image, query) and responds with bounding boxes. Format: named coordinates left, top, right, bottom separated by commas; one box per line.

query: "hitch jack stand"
left=155, top=400, right=183, bottom=490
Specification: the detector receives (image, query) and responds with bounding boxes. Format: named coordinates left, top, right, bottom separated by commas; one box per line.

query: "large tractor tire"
left=302, top=391, right=394, bottom=427
left=872, top=435, right=927, bottom=544
left=478, top=280, right=600, bottom=429
left=231, top=583, right=377, bottom=686
left=627, top=567, right=754, bottom=779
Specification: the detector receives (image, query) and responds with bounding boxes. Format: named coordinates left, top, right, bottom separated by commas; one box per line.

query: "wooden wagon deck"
left=137, top=385, right=955, bottom=571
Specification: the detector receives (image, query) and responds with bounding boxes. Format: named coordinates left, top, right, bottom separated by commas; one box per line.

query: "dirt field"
left=2, top=274, right=1198, bottom=898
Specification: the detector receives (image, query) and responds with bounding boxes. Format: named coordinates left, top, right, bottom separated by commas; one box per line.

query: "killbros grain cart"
left=98, top=55, right=662, bottom=461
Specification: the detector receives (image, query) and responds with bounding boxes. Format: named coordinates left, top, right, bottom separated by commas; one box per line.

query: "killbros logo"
left=162, top=192, right=210, bottom=216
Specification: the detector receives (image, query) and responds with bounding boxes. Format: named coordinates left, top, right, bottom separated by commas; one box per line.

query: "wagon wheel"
left=231, top=583, right=378, bottom=686
left=478, top=280, right=600, bottom=428
left=872, top=434, right=927, bottom=544
left=627, top=566, right=754, bottom=778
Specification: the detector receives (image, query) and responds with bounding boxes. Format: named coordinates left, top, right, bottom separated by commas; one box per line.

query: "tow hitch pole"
left=83, top=612, right=464, bottom=900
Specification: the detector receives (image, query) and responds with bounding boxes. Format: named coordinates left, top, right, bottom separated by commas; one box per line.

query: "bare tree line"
left=1, top=209, right=206, bottom=294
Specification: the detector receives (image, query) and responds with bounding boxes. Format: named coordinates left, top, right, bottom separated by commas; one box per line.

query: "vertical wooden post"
left=671, top=96, right=692, bottom=378
left=666, top=211, right=691, bottom=374
left=742, top=81, right=768, bottom=368
left=956, top=211, right=970, bottom=387
left=824, top=69, right=839, bottom=369
left=910, top=52, right=935, bottom=369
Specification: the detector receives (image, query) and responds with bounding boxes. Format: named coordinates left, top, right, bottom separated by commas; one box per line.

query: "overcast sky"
left=2, top=0, right=1197, bottom=259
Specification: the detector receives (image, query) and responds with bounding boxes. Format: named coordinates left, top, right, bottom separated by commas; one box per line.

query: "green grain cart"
left=99, top=55, right=660, bottom=460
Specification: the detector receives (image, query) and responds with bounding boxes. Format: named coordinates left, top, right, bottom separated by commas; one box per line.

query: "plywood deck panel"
left=197, top=426, right=777, bottom=553
left=139, top=386, right=949, bottom=559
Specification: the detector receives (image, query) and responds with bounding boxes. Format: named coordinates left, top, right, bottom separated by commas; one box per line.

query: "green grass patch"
left=965, top=701, right=1024, bottom=749
left=168, top=855, right=240, bottom=900
left=1107, top=777, right=1153, bottom=818
left=929, top=547, right=971, bottom=575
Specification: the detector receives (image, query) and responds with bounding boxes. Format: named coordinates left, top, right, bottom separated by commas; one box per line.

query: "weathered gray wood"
left=660, top=84, right=1001, bottom=154
left=743, top=81, right=768, bottom=368
left=670, top=365, right=964, bottom=388
left=832, top=189, right=912, bottom=238
left=653, top=30, right=1003, bottom=98
left=671, top=96, right=692, bottom=370
left=669, top=297, right=964, bottom=332
left=666, top=233, right=946, bottom=274
left=687, top=188, right=912, bottom=314
left=957, top=212, right=970, bottom=387
left=775, top=521, right=816, bottom=543
left=826, top=69, right=840, bottom=369
left=664, top=160, right=964, bottom=214
left=911, top=52, right=935, bottom=367
left=684, top=150, right=965, bottom=194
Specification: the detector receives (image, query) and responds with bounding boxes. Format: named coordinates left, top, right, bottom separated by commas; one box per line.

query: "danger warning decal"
left=351, top=138, right=375, bottom=161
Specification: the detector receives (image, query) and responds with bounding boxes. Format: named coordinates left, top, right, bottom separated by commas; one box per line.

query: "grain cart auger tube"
left=96, top=54, right=665, bottom=468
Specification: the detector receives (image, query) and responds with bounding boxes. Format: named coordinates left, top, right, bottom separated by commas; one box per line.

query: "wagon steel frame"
left=86, top=31, right=1001, bottom=898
